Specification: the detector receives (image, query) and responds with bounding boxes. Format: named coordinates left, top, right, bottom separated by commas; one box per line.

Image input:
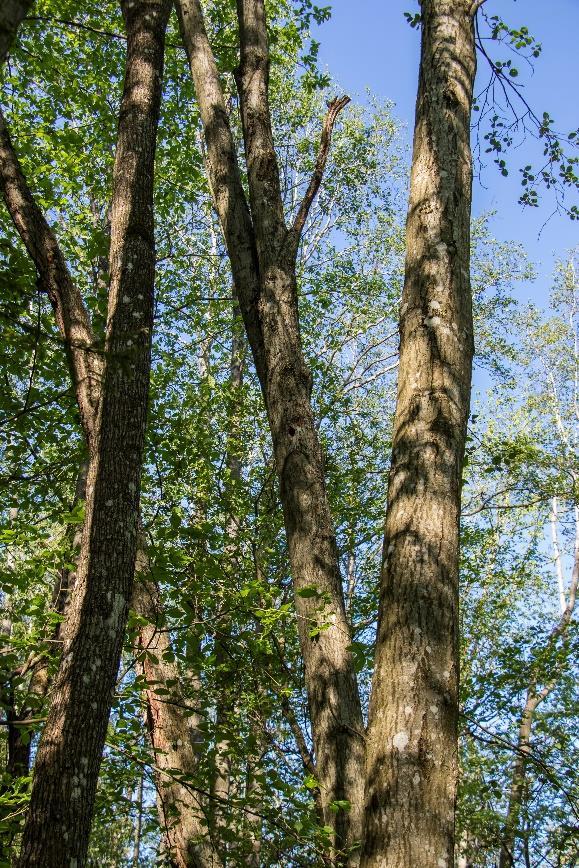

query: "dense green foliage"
left=0, top=2, right=577, bottom=866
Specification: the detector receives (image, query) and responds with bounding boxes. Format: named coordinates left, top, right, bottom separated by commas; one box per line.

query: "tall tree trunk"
left=2, top=4, right=219, bottom=863
left=245, top=747, right=264, bottom=868
left=362, top=3, right=477, bottom=866
left=133, top=554, right=220, bottom=868
left=132, top=769, right=144, bottom=868
left=498, top=688, right=535, bottom=868
left=13, top=1, right=171, bottom=862
left=176, top=2, right=365, bottom=859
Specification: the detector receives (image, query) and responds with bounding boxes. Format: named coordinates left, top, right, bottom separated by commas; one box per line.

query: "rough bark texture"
left=0, top=0, right=33, bottom=65
left=133, top=557, right=220, bottom=868
left=176, top=1, right=364, bottom=859
left=15, top=1, right=170, bottom=863
left=361, top=3, right=476, bottom=866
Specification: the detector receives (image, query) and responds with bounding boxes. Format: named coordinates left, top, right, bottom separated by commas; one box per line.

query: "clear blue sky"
left=313, top=0, right=579, bottom=303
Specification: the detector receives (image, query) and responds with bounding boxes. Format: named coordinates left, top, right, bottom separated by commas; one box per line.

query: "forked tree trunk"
left=362, top=3, right=476, bottom=866
left=176, top=2, right=365, bottom=859
left=13, top=1, right=171, bottom=862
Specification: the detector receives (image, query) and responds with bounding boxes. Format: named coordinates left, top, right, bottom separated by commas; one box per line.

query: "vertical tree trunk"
left=132, top=769, right=144, bottom=868
left=245, top=748, right=264, bottom=868
left=499, top=509, right=578, bottom=868
left=498, top=689, right=535, bottom=868
left=0, top=0, right=33, bottom=65
left=362, top=3, right=476, bottom=866
left=15, top=1, right=171, bottom=863
left=133, top=559, right=220, bottom=868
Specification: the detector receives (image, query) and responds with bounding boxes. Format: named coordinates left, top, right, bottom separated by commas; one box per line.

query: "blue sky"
left=313, top=0, right=579, bottom=304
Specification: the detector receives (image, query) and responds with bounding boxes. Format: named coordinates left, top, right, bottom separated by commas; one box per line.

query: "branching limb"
left=290, top=95, right=350, bottom=252
left=469, top=0, right=487, bottom=16
left=175, top=0, right=267, bottom=379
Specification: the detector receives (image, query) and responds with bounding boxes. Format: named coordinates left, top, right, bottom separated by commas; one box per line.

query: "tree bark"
left=133, top=555, right=220, bottom=868
left=0, top=113, right=102, bottom=444
left=14, top=1, right=171, bottom=863
left=176, top=2, right=365, bottom=859
left=498, top=688, right=535, bottom=868
left=0, top=0, right=33, bottom=66
left=362, top=3, right=476, bottom=866
left=132, top=769, right=144, bottom=868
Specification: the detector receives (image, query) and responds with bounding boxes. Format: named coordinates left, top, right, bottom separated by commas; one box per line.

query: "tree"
left=175, top=0, right=365, bottom=859
left=457, top=252, right=579, bottom=867
left=362, top=2, right=477, bottom=865
left=0, top=0, right=172, bottom=862
left=0, top=1, right=576, bottom=865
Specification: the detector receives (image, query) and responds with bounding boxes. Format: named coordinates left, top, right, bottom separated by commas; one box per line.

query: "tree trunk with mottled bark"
left=133, top=552, right=220, bottom=868
left=0, top=0, right=33, bottom=65
left=176, top=1, right=364, bottom=859
left=12, top=1, right=171, bottom=863
left=362, top=3, right=476, bottom=866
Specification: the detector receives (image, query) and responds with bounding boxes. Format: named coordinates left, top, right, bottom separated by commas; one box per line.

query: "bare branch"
left=469, top=0, right=487, bottom=16
left=290, top=95, right=350, bottom=249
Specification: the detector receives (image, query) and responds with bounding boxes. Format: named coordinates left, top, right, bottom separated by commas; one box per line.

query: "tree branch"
left=0, top=111, right=101, bottom=443
left=0, top=0, right=33, bottom=65
left=469, top=0, right=487, bottom=15
left=290, top=95, right=350, bottom=250
left=235, top=0, right=286, bottom=249
left=175, top=0, right=267, bottom=382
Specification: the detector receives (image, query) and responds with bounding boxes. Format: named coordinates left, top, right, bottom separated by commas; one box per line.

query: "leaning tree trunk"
left=362, top=3, right=476, bottom=867
left=176, top=2, right=365, bottom=859
left=15, top=1, right=171, bottom=863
